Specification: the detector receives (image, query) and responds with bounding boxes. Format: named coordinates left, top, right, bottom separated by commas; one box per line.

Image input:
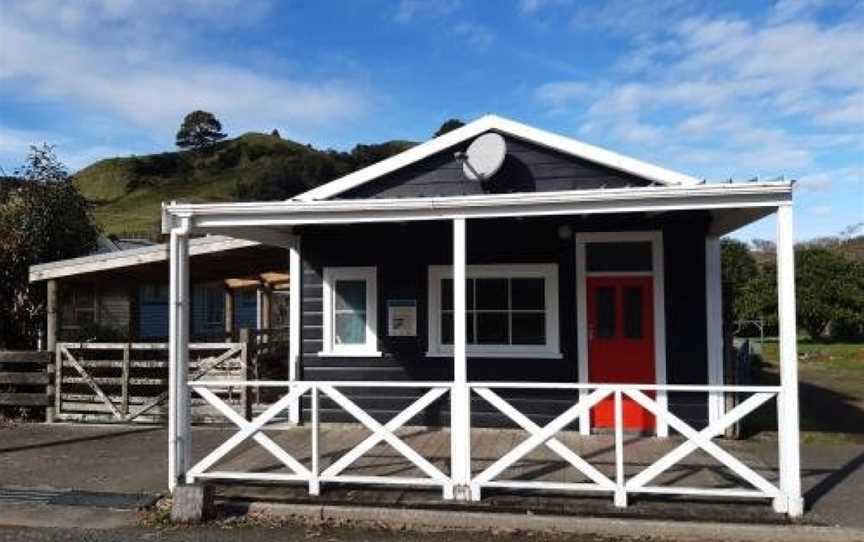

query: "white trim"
left=427, top=264, right=561, bottom=359
left=574, top=231, right=668, bottom=437
left=320, top=267, right=381, bottom=357
left=30, top=235, right=259, bottom=283
left=165, top=183, right=793, bottom=234
left=295, top=115, right=701, bottom=201
left=705, top=236, right=725, bottom=425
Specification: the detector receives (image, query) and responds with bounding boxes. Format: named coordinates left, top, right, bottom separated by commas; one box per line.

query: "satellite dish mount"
left=455, top=133, right=507, bottom=182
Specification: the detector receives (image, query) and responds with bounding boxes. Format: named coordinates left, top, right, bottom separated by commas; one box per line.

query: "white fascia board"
left=293, top=114, right=703, bottom=202
left=166, top=182, right=792, bottom=230
left=29, top=236, right=259, bottom=282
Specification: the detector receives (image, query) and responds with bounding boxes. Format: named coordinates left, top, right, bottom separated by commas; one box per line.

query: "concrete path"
left=1, top=423, right=862, bottom=531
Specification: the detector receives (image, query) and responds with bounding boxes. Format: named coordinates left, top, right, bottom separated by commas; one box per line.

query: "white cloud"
left=0, top=1, right=370, bottom=143
left=452, top=22, right=494, bottom=51
left=535, top=81, right=589, bottom=109
left=394, top=0, right=461, bottom=23
left=519, top=0, right=572, bottom=14
left=534, top=4, right=863, bottom=182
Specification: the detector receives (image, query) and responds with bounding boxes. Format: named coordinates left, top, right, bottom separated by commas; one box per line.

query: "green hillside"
left=74, top=132, right=415, bottom=236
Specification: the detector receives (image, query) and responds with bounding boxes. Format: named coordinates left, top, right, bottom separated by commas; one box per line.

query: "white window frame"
left=321, top=266, right=381, bottom=357
left=427, top=263, right=561, bottom=359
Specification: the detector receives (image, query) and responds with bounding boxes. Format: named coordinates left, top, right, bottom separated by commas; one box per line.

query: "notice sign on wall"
left=387, top=299, right=417, bottom=337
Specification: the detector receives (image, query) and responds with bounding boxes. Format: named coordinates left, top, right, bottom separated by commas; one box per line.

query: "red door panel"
left=587, top=276, right=655, bottom=431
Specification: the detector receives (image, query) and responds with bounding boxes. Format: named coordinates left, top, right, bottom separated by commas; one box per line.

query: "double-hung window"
left=321, top=267, right=380, bottom=356
left=427, top=264, right=560, bottom=358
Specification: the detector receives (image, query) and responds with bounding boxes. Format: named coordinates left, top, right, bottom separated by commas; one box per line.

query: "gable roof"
left=295, top=114, right=703, bottom=201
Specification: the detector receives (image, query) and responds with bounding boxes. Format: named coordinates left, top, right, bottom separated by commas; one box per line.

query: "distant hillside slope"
left=74, top=132, right=415, bottom=236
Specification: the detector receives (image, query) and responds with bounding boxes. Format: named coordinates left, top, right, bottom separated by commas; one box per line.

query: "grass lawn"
left=749, top=340, right=864, bottom=444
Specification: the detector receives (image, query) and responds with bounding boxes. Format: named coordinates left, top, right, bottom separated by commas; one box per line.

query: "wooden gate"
left=55, top=342, right=246, bottom=423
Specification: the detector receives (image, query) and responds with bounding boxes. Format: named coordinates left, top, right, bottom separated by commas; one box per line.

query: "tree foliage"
left=176, top=110, right=227, bottom=150
left=795, top=246, right=864, bottom=339
left=0, top=145, right=99, bottom=348
left=722, top=235, right=864, bottom=340
left=434, top=118, right=465, bottom=137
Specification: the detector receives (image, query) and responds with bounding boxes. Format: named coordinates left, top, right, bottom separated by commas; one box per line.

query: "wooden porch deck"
left=192, top=424, right=782, bottom=519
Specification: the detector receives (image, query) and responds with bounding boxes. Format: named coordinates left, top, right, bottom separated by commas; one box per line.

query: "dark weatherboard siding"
left=296, top=212, right=712, bottom=429
left=338, top=132, right=654, bottom=200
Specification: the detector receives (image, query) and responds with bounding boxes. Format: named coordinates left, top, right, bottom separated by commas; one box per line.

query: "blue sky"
left=1, top=0, right=861, bottom=241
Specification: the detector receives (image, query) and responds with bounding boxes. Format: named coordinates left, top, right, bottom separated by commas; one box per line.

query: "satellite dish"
left=457, top=133, right=506, bottom=181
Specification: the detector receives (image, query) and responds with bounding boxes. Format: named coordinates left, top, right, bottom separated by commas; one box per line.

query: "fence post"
left=121, top=343, right=131, bottom=417
left=239, top=328, right=253, bottom=421
left=44, top=351, right=55, bottom=423
left=54, top=344, right=62, bottom=421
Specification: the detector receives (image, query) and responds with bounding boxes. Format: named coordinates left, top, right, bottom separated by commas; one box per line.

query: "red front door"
left=587, top=276, right=655, bottom=431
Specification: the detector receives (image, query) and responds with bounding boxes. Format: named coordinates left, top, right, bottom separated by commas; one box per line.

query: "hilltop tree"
left=175, top=110, right=227, bottom=151
left=0, top=144, right=99, bottom=348
left=434, top=118, right=465, bottom=137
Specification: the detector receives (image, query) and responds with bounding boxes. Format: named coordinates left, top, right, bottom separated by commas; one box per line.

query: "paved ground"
left=0, top=423, right=862, bottom=530
left=0, top=525, right=683, bottom=542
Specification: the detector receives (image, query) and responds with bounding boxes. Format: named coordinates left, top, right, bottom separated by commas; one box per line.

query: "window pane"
left=442, top=278, right=474, bottom=310
left=511, top=279, right=544, bottom=310
left=75, top=309, right=95, bottom=326
left=512, top=313, right=545, bottom=345
left=586, top=241, right=652, bottom=272
left=441, top=312, right=475, bottom=345
left=476, top=312, right=508, bottom=344
left=441, top=279, right=453, bottom=310
left=335, top=312, right=366, bottom=344
left=76, top=288, right=95, bottom=308
left=441, top=312, right=452, bottom=345
left=476, top=278, right=508, bottom=310
left=623, top=286, right=644, bottom=339
left=596, top=287, right=616, bottom=339
left=335, top=280, right=366, bottom=312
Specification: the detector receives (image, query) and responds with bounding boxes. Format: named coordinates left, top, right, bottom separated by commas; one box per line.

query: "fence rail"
left=182, top=379, right=786, bottom=510
left=0, top=351, right=54, bottom=420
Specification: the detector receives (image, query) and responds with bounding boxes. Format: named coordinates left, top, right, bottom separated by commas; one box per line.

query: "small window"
left=429, top=264, right=560, bottom=358
left=322, top=267, right=380, bottom=356
left=595, top=286, right=616, bottom=339
left=623, top=286, right=644, bottom=339
left=61, top=284, right=97, bottom=329
left=204, top=287, right=224, bottom=326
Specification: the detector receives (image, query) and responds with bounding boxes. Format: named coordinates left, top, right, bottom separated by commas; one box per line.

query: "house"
left=29, top=235, right=291, bottom=349
left=160, top=115, right=803, bottom=516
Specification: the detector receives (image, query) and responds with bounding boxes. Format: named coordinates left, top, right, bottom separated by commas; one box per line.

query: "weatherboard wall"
left=297, top=213, right=712, bottom=429
left=337, top=132, right=654, bottom=200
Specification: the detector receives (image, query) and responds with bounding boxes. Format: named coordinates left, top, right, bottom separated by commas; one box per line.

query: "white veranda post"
left=705, top=235, right=725, bottom=426
left=450, top=218, right=473, bottom=500
left=168, top=217, right=191, bottom=492
left=775, top=204, right=804, bottom=516
left=288, top=237, right=302, bottom=424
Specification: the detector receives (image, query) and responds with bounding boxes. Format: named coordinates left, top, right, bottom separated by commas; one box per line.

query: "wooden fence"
left=55, top=342, right=247, bottom=423
left=0, top=351, right=54, bottom=421
left=53, top=327, right=289, bottom=424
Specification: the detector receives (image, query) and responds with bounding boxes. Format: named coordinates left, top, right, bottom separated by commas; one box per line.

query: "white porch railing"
left=178, top=380, right=789, bottom=512
left=185, top=381, right=454, bottom=497
left=468, top=383, right=783, bottom=508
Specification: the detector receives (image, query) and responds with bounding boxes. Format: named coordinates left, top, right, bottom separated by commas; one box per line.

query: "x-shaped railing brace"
left=186, top=383, right=312, bottom=483
left=319, top=385, right=450, bottom=485
left=624, top=389, right=779, bottom=497
left=472, top=388, right=612, bottom=490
